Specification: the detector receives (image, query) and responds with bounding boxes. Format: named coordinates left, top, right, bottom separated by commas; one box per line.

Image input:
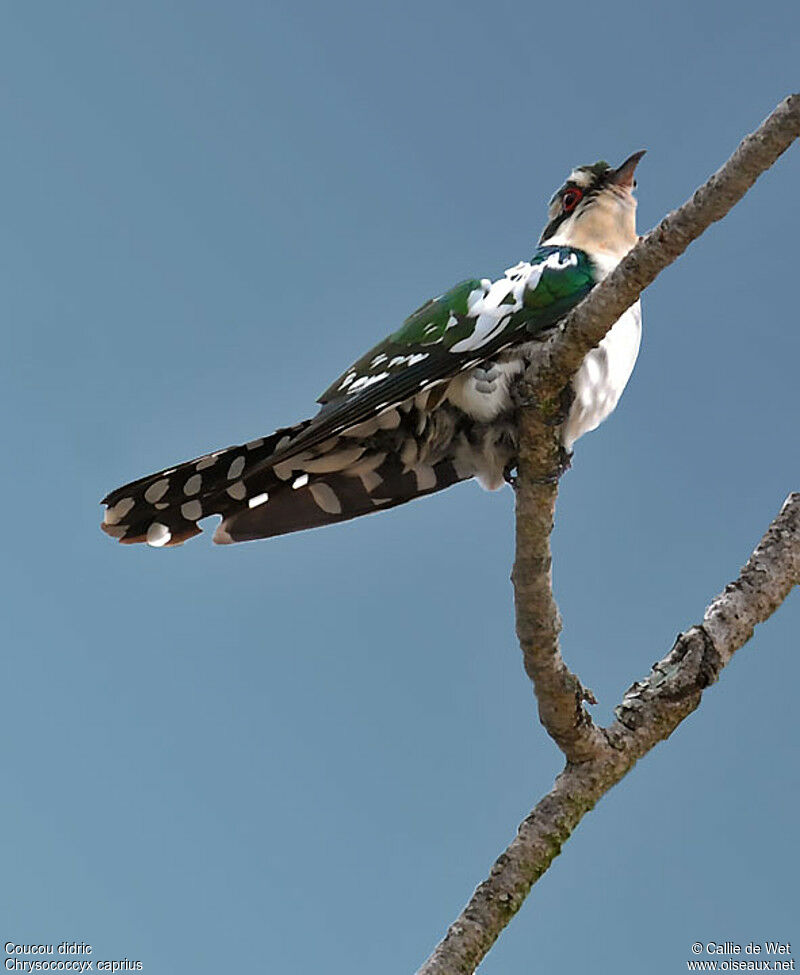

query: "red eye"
left=562, top=188, right=583, bottom=212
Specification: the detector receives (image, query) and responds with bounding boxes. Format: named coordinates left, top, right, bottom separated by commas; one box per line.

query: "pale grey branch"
left=419, top=495, right=799, bottom=975
left=420, top=93, right=800, bottom=975
left=512, top=94, right=799, bottom=761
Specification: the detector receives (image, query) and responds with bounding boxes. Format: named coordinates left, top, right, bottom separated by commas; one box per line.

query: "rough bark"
left=418, top=94, right=800, bottom=975
left=513, top=93, right=799, bottom=760
left=419, top=495, right=799, bottom=975
left=511, top=407, right=607, bottom=762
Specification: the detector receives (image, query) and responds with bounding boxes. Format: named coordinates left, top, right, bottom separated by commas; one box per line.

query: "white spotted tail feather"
left=101, top=244, right=603, bottom=547
left=102, top=154, right=646, bottom=549
left=100, top=402, right=489, bottom=547
left=102, top=423, right=308, bottom=546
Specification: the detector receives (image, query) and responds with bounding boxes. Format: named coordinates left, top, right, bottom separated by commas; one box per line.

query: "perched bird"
left=102, top=152, right=644, bottom=548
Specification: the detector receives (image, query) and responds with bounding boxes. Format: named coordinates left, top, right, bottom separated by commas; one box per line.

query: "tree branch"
left=528, top=93, right=800, bottom=399
left=512, top=94, right=799, bottom=760
left=511, top=423, right=608, bottom=762
left=419, top=494, right=799, bottom=975
left=418, top=95, right=800, bottom=974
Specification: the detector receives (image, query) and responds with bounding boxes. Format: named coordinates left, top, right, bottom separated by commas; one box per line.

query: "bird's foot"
left=529, top=445, right=573, bottom=484
left=510, top=377, right=536, bottom=410
left=504, top=446, right=573, bottom=488
left=542, top=384, right=575, bottom=428
left=512, top=381, right=574, bottom=428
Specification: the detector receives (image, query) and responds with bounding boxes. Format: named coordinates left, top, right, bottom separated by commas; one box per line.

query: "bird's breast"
left=561, top=300, right=642, bottom=449
left=441, top=298, right=641, bottom=447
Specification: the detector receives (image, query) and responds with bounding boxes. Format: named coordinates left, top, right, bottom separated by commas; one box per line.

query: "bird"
left=101, top=151, right=645, bottom=548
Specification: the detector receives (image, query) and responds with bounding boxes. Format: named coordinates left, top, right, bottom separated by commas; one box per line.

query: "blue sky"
left=1, top=2, right=797, bottom=973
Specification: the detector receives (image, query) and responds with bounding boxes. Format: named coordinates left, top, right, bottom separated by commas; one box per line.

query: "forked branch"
left=514, top=93, right=799, bottom=761
left=418, top=93, right=800, bottom=975
left=420, top=494, right=798, bottom=975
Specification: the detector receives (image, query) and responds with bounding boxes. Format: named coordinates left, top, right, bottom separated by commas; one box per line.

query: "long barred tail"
left=101, top=411, right=472, bottom=547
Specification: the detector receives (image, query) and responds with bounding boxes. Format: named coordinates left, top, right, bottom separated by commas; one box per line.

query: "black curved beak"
left=610, top=150, right=646, bottom=189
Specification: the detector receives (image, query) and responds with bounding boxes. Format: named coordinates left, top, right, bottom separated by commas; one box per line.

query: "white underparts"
left=445, top=359, right=525, bottom=422
left=561, top=300, right=641, bottom=449
left=444, top=297, right=642, bottom=456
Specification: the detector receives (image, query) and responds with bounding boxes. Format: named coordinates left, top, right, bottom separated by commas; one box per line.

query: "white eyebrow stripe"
left=568, top=168, right=593, bottom=187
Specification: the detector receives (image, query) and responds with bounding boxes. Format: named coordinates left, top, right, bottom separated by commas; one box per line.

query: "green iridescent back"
left=319, top=245, right=596, bottom=406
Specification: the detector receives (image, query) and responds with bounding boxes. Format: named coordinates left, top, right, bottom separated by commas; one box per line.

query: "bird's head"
left=539, top=151, right=645, bottom=259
